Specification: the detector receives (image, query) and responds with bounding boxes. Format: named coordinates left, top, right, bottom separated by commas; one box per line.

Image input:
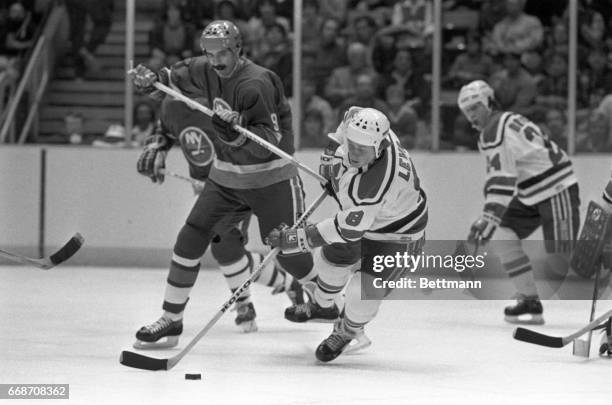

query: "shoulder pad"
left=169, top=57, right=206, bottom=97
left=480, top=112, right=510, bottom=150
left=348, top=143, right=395, bottom=206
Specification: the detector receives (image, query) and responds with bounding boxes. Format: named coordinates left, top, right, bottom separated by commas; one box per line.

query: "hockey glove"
left=319, top=142, right=342, bottom=200
left=468, top=212, right=501, bottom=242
left=266, top=223, right=315, bottom=255
left=137, top=134, right=169, bottom=183
left=128, top=64, right=169, bottom=95
left=211, top=110, right=247, bottom=147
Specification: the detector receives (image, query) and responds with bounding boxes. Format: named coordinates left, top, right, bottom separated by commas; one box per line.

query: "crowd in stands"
left=0, top=0, right=41, bottom=84
left=3, top=0, right=612, bottom=153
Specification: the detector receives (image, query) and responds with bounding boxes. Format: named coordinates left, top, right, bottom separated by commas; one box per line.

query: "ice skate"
left=284, top=285, right=339, bottom=323
left=504, top=295, right=544, bottom=325
left=133, top=316, right=182, bottom=350
left=234, top=301, right=258, bottom=332
left=316, top=318, right=369, bottom=362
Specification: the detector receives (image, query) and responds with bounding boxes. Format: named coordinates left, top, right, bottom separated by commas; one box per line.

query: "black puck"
left=185, top=373, right=202, bottom=380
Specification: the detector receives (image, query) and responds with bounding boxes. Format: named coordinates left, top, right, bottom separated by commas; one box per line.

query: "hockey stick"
left=159, top=169, right=204, bottom=188
left=150, top=82, right=326, bottom=184
left=573, top=264, right=602, bottom=357
left=0, top=233, right=84, bottom=270
left=119, top=190, right=328, bottom=371
left=513, top=309, right=612, bottom=348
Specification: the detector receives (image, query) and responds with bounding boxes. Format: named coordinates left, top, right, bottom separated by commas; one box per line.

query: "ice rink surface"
left=1, top=265, right=610, bottom=405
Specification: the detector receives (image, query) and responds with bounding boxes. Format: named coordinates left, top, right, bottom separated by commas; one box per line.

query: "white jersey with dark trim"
left=315, top=131, right=428, bottom=244
left=479, top=111, right=577, bottom=210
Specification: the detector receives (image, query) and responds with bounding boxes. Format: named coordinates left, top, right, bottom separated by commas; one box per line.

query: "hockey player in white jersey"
left=458, top=80, right=580, bottom=324
left=266, top=107, right=428, bottom=362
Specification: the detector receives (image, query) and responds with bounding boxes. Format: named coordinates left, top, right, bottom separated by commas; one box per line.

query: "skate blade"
left=572, top=338, right=591, bottom=357
left=132, top=336, right=179, bottom=350
left=238, top=320, right=258, bottom=333
left=504, top=314, right=545, bottom=325
left=343, top=334, right=372, bottom=354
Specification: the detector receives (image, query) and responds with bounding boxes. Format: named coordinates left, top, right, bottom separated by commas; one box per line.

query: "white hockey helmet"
left=344, top=108, right=390, bottom=157
left=457, top=80, right=495, bottom=114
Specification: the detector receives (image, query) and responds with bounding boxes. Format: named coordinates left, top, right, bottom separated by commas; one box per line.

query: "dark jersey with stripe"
left=167, top=56, right=298, bottom=189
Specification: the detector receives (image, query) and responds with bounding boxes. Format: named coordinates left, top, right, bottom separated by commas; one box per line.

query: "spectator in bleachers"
left=213, top=1, right=248, bottom=34
left=162, top=0, right=214, bottom=29
left=301, top=0, right=323, bottom=54
left=488, top=0, right=543, bottom=56
left=131, top=101, right=157, bottom=147
left=370, top=29, right=397, bottom=75
left=245, top=0, right=290, bottom=61
left=309, top=17, right=346, bottom=94
left=479, top=0, right=506, bottom=33
left=298, top=76, right=334, bottom=135
left=258, top=22, right=292, bottom=95
left=384, top=83, right=418, bottom=148
left=534, top=52, right=568, bottom=114
left=350, top=14, right=378, bottom=65
left=3, top=2, right=35, bottom=57
left=542, top=108, right=567, bottom=150
left=148, top=2, right=197, bottom=71
left=65, top=0, right=114, bottom=80
left=579, top=9, right=606, bottom=50
left=377, top=48, right=427, bottom=116
left=578, top=47, right=612, bottom=108
left=390, top=0, right=433, bottom=48
left=324, top=42, right=376, bottom=108
left=93, top=124, right=127, bottom=148
left=444, top=31, right=495, bottom=88
left=319, top=0, right=348, bottom=24
left=489, top=51, right=537, bottom=117
left=337, top=73, right=388, bottom=122
left=576, top=110, right=611, bottom=152
left=301, top=108, right=328, bottom=148
left=545, top=20, right=569, bottom=57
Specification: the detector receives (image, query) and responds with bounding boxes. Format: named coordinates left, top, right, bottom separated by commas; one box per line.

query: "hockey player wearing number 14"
left=458, top=80, right=580, bottom=324
left=266, top=108, right=428, bottom=362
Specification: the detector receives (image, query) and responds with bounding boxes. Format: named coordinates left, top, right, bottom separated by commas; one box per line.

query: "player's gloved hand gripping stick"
left=119, top=189, right=329, bottom=371
left=150, top=82, right=327, bottom=185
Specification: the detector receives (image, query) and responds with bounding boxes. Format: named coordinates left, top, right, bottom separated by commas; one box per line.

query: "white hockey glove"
left=468, top=211, right=501, bottom=242
left=137, top=134, right=169, bottom=183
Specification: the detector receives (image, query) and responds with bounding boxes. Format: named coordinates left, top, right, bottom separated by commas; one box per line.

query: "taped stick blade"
left=572, top=338, right=591, bottom=357
left=513, top=327, right=564, bottom=348
left=119, top=351, right=168, bottom=371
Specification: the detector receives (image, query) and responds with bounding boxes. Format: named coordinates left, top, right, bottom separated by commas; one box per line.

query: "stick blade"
left=48, top=233, right=84, bottom=266
left=513, top=327, right=564, bottom=348
left=572, top=338, right=591, bottom=357
left=119, top=350, right=168, bottom=371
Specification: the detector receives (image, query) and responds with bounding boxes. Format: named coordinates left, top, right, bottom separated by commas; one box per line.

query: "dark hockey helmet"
left=200, top=20, right=242, bottom=55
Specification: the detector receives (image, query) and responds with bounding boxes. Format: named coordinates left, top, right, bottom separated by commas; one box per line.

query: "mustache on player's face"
left=212, top=64, right=226, bottom=71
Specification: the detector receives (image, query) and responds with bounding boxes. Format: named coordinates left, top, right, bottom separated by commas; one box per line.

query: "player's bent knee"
left=210, top=228, right=247, bottom=265
left=321, top=242, right=361, bottom=266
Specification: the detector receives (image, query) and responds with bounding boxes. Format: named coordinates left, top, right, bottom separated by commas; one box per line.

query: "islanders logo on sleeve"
left=179, top=127, right=215, bottom=167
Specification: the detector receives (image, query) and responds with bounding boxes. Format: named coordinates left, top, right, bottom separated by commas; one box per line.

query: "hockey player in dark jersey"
left=457, top=80, right=580, bottom=324
left=132, top=96, right=304, bottom=348
left=129, top=20, right=317, bottom=347
left=266, top=108, right=428, bottom=362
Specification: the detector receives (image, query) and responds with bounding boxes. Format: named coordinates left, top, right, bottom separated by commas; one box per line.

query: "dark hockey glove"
left=137, top=134, right=169, bottom=183
left=128, top=64, right=169, bottom=95
left=211, top=110, right=247, bottom=147
left=319, top=142, right=341, bottom=200
left=467, top=211, right=500, bottom=243
left=265, top=223, right=312, bottom=255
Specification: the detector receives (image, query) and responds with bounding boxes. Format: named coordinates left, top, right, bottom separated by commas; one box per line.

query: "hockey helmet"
left=457, top=80, right=494, bottom=114
left=344, top=108, right=390, bottom=158
left=200, top=20, right=242, bottom=54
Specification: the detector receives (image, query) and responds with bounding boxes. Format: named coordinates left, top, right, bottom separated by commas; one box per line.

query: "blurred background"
left=2, top=0, right=611, bottom=152
left=1, top=0, right=612, bottom=266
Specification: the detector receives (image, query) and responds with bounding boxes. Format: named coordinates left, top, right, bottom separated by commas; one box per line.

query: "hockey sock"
left=344, top=272, right=381, bottom=328
left=501, top=247, right=538, bottom=297
left=313, top=248, right=351, bottom=308
left=249, top=253, right=289, bottom=291
left=219, top=254, right=252, bottom=304
left=163, top=252, right=201, bottom=321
